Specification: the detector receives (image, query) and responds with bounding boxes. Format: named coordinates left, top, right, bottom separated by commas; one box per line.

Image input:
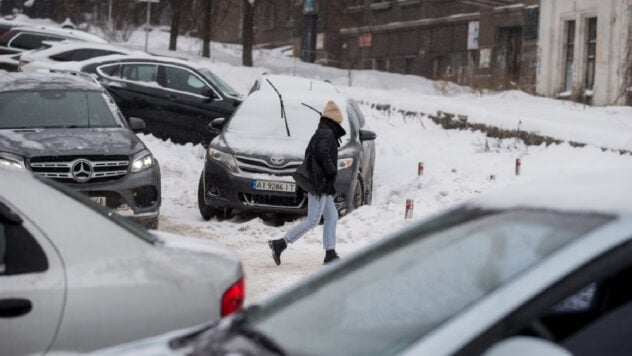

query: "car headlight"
left=208, top=148, right=239, bottom=173
left=0, top=153, right=25, bottom=169
left=338, top=158, right=354, bottom=170
left=131, top=152, right=154, bottom=173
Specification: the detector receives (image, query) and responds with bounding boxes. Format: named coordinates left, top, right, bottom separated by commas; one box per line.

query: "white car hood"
left=220, top=131, right=309, bottom=158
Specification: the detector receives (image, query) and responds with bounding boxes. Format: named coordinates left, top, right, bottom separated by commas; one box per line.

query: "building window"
left=373, top=58, right=387, bottom=71
left=584, top=17, right=597, bottom=90
left=405, top=57, right=415, bottom=74
left=563, top=20, right=576, bottom=93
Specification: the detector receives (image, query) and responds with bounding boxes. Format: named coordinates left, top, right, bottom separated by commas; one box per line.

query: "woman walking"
left=268, top=100, right=346, bottom=265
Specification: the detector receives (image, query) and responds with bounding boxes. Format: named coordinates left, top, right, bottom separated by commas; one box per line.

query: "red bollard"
left=515, top=158, right=521, bottom=176
left=405, top=199, right=414, bottom=219
left=418, top=161, right=424, bottom=176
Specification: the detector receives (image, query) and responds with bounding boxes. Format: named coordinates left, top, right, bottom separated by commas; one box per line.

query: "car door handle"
left=0, top=298, right=32, bottom=318
left=168, top=94, right=177, bottom=100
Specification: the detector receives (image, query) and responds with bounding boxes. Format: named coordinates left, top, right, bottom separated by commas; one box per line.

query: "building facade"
left=536, top=0, right=632, bottom=105
left=334, top=0, right=539, bottom=92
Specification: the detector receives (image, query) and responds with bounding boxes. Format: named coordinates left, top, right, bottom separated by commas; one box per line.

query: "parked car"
left=0, top=72, right=161, bottom=228
left=0, top=25, right=107, bottom=71
left=0, top=19, right=34, bottom=55
left=0, top=167, right=244, bottom=356
left=76, top=56, right=243, bottom=145
left=198, top=75, right=376, bottom=221
left=18, top=41, right=142, bottom=73
left=0, top=52, right=21, bottom=71
left=95, top=169, right=632, bottom=356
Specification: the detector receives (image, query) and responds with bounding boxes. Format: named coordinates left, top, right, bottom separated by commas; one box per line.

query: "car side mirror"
left=128, top=117, right=145, bottom=132
left=359, top=129, right=377, bottom=141
left=482, top=337, right=571, bottom=356
left=208, top=117, right=225, bottom=135
left=204, top=87, right=217, bottom=100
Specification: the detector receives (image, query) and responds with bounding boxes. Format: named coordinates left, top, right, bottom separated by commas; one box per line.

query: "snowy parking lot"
left=111, top=30, right=632, bottom=305
left=143, top=78, right=632, bottom=304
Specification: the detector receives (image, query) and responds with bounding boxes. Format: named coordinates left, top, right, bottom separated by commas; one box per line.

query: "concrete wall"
left=537, top=0, right=631, bottom=105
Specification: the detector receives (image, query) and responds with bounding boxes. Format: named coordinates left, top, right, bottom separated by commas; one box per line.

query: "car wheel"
left=198, top=173, right=216, bottom=221
left=145, top=217, right=159, bottom=230
left=364, top=173, right=373, bottom=205
left=215, top=208, right=233, bottom=221
left=352, top=177, right=364, bottom=210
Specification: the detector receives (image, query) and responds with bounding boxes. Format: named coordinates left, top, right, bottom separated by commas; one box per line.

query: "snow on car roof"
left=10, top=25, right=107, bottom=43
left=471, top=168, right=632, bottom=216
left=0, top=71, right=102, bottom=91
left=35, top=40, right=135, bottom=52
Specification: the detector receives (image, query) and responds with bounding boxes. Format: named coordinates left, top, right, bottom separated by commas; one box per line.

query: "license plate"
left=90, top=196, right=107, bottom=206
left=252, top=180, right=296, bottom=193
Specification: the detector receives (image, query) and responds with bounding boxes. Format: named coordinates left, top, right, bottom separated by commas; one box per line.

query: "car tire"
left=198, top=173, right=216, bottom=221
left=364, top=173, right=373, bottom=205
left=352, top=176, right=364, bottom=210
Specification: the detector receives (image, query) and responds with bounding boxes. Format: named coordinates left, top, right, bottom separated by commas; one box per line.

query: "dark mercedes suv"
left=0, top=72, right=161, bottom=228
left=198, top=75, right=376, bottom=221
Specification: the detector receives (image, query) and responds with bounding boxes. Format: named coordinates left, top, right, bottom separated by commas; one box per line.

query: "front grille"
left=234, top=155, right=301, bottom=176
left=239, top=192, right=307, bottom=209
left=30, top=155, right=129, bottom=183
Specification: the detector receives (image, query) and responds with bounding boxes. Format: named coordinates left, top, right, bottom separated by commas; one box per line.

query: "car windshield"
left=244, top=209, right=610, bottom=356
left=225, top=92, right=352, bottom=141
left=0, top=90, right=124, bottom=129
left=198, top=68, right=240, bottom=97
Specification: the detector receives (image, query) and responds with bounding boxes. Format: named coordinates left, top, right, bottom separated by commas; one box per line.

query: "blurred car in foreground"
left=0, top=167, right=244, bottom=356
left=198, top=75, right=376, bottom=221
left=77, top=55, right=243, bottom=145
left=0, top=72, right=161, bottom=228
left=96, top=169, right=632, bottom=356
left=18, top=41, right=142, bottom=73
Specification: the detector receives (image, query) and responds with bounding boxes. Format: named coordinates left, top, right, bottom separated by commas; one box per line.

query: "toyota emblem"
left=71, top=159, right=93, bottom=183
left=270, top=155, right=285, bottom=166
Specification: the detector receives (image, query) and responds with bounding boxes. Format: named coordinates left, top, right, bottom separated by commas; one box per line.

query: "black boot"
left=324, top=249, right=340, bottom=264
left=268, top=239, right=287, bottom=266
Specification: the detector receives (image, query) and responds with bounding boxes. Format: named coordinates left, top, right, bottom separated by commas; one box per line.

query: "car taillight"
left=221, top=276, right=245, bottom=317
left=18, top=59, right=30, bottom=67
left=0, top=30, right=11, bottom=41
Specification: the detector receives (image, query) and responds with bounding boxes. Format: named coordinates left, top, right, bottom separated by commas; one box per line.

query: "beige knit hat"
left=322, top=100, right=343, bottom=124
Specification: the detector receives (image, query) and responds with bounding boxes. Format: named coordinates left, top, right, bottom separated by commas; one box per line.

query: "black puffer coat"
left=303, top=117, right=347, bottom=196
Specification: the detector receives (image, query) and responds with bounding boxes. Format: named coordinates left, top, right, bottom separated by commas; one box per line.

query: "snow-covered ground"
left=102, top=28, right=632, bottom=305
left=10, top=17, right=631, bottom=304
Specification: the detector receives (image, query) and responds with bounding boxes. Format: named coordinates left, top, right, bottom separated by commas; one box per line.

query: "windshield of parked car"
left=243, top=209, right=610, bottom=356
left=198, top=68, right=241, bottom=97
left=225, top=92, right=352, bottom=141
left=0, top=90, right=125, bottom=129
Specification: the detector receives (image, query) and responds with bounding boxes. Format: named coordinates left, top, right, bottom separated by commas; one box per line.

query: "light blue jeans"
left=284, top=193, right=338, bottom=250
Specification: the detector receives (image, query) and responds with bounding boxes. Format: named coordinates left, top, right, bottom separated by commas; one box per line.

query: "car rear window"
left=0, top=90, right=125, bottom=129
left=9, top=33, right=64, bottom=50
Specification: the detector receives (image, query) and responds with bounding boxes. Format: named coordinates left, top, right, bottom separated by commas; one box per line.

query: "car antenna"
left=265, top=79, right=291, bottom=137
left=301, top=102, right=321, bottom=116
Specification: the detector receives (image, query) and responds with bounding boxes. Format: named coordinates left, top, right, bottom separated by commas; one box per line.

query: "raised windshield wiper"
left=182, top=306, right=286, bottom=356
left=301, top=102, right=321, bottom=116
left=266, top=79, right=291, bottom=137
